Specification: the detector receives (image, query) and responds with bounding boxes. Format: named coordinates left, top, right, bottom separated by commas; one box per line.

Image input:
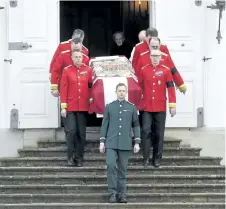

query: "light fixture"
left=207, top=0, right=225, bottom=44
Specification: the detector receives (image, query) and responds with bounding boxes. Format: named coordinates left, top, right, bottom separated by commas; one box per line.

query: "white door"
left=154, top=0, right=204, bottom=127
left=0, top=0, right=7, bottom=128
left=202, top=0, right=226, bottom=128
left=7, top=0, right=59, bottom=128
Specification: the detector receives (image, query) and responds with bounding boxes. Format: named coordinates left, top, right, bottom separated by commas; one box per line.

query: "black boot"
left=67, top=158, right=75, bottom=166
left=143, top=159, right=149, bottom=166
left=152, top=158, right=161, bottom=168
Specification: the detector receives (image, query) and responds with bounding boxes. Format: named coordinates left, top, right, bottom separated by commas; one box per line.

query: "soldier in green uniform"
left=99, top=83, right=141, bottom=203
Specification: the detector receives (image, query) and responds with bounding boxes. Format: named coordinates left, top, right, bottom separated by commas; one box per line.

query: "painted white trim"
left=0, top=2, right=10, bottom=129
left=149, top=0, right=156, bottom=27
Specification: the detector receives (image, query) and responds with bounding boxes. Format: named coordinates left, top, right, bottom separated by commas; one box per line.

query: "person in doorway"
left=137, top=37, right=187, bottom=94
left=60, top=50, right=93, bottom=167
left=99, top=83, right=141, bottom=203
left=129, top=30, right=146, bottom=62
left=139, top=49, right=176, bottom=167
left=49, top=29, right=89, bottom=80
left=131, top=27, right=170, bottom=78
left=110, top=31, right=133, bottom=60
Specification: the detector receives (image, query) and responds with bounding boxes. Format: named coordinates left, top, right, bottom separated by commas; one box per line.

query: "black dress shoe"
left=118, top=195, right=127, bottom=203
left=67, top=158, right=75, bottom=166
left=152, top=158, right=161, bottom=167
left=77, top=160, right=83, bottom=167
left=143, top=159, right=149, bottom=166
left=108, top=194, right=117, bottom=203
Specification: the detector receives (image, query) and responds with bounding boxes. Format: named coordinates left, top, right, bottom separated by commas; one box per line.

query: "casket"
left=88, top=56, right=143, bottom=116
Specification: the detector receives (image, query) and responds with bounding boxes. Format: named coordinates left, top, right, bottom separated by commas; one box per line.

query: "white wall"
left=202, top=2, right=226, bottom=128
left=0, top=2, right=23, bottom=157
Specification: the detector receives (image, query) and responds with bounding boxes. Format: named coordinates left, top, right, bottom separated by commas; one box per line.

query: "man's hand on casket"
left=99, top=142, right=105, bottom=153
left=170, top=108, right=176, bottom=117
left=51, top=90, right=59, bottom=97
left=61, top=108, right=67, bottom=118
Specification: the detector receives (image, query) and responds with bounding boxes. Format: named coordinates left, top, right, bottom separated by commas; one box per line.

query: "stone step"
left=37, top=139, right=182, bottom=148
left=0, top=203, right=225, bottom=209
left=18, top=147, right=201, bottom=158
left=0, top=175, right=224, bottom=185
left=0, top=193, right=224, bottom=203
left=0, top=156, right=222, bottom=167
left=0, top=184, right=224, bottom=194
left=0, top=165, right=224, bottom=176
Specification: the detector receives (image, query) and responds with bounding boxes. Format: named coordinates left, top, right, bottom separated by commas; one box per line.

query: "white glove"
left=99, top=142, right=105, bottom=153
left=89, top=98, right=93, bottom=104
left=134, top=143, right=140, bottom=153
left=170, top=108, right=176, bottom=117
left=61, top=108, right=67, bottom=118
left=51, top=90, right=59, bottom=97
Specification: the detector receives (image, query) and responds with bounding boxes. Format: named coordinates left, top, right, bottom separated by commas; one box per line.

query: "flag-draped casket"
left=88, top=56, right=143, bottom=116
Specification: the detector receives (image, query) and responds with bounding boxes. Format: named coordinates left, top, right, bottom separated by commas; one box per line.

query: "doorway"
left=60, top=1, right=123, bottom=57
left=59, top=1, right=150, bottom=126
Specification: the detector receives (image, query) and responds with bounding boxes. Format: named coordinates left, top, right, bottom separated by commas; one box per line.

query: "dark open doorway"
left=59, top=1, right=150, bottom=126
left=60, top=1, right=123, bottom=57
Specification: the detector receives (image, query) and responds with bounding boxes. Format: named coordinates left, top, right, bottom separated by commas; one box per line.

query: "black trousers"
left=65, top=111, right=87, bottom=161
left=142, top=111, right=166, bottom=160
left=61, top=116, right=68, bottom=136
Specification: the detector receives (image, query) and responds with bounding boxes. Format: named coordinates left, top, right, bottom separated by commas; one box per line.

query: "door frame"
left=0, top=2, right=9, bottom=128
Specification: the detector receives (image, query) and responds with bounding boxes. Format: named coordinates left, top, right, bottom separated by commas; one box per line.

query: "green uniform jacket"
left=100, top=100, right=141, bottom=150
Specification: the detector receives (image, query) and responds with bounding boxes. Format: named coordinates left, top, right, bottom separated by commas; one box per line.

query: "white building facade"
left=0, top=0, right=225, bottom=157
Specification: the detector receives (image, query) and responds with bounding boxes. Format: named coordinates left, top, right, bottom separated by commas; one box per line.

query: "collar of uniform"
left=73, top=64, right=81, bottom=69
left=117, top=99, right=126, bottom=105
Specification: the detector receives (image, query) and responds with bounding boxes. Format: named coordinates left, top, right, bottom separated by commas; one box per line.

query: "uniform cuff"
left=179, top=84, right=187, bottom=92
left=168, top=103, right=176, bottom=108
left=100, top=137, right=106, bottom=143
left=134, top=138, right=141, bottom=144
left=51, top=84, right=58, bottom=90
left=61, top=103, right=67, bottom=109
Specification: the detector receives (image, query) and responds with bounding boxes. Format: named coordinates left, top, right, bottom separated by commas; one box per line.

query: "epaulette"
left=61, top=39, right=71, bottom=44
left=61, top=50, right=70, bottom=54
left=140, top=51, right=149, bottom=56
left=141, top=64, right=150, bottom=70
left=108, top=101, right=116, bottom=106
left=81, top=63, right=89, bottom=68
left=161, top=43, right=166, bottom=46
left=161, top=51, right=168, bottom=56
left=161, top=64, right=170, bottom=70
left=82, top=53, right=89, bottom=58
left=82, top=45, right=88, bottom=51
left=127, top=101, right=135, bottom=105
left=64, top=65, right=72, bottom=70
left=135, top=41, right=143, bottom=46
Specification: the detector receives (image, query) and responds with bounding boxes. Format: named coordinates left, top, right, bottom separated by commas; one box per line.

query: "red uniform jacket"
left=137, top=50, right=186, bottom=91
left=139, top=63, right=176, bottom=112
left=60, top=64, right=93, bottom=112
left=131, top=40, right=169, bottom=76
left=50, top=50, right=89, bottom=91
left=49, top=39, right=89, bottom=71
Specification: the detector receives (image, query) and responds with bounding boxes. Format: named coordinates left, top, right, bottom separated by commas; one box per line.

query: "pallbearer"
left=139, top=49, right=176, bottom=167
left=60, top=50, right=93, bottom=167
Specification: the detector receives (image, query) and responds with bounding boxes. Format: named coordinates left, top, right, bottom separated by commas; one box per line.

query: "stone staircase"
left=0, top=127, right=225, bottom=209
